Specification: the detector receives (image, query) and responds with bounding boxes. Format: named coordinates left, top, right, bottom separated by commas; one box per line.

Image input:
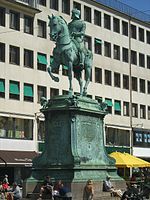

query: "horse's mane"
left=57, top=16, right=67, bottom=25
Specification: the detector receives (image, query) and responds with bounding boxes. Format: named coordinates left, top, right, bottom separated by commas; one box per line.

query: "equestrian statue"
left=47, top=8, right=93, bottom=96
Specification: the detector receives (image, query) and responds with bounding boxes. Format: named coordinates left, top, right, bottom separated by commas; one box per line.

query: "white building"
left=0, top=0, right=150, bottom=182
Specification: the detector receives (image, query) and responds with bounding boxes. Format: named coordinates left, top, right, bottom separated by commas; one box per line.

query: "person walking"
left=83, top=179, right=94, bottom=200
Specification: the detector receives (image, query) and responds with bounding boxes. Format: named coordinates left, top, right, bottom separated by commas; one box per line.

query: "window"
left=24, top=15, right=33, bottom=35
left=147, top=81, right=150, bottom=94
left=50, top=0, right=58, bottom=10
left=94, top=10, right=101, bottom=26
left=122, top=47, right=128, bottom=63
left=39, top=0, right=46, bottom=6
left=132, top=103, right=138, bottom=118
left=37, top=85, right=47, bottom=103
left=37, top=53, right=47, bottom=71
left=122, top=21, right=128, bottom=36
left=50, top=56, right=59, bottom=74
left=147, top=55, right=150, bottom=69
left=9, top=80, right=20, bottom=100
left=94, top=38, right=102, bottom=55
left=73, top=1, right=81, bottom=11
left=104, top=42, right=111, bottom=57
left=9, top=45, right=20, bottom=65
left=105, top=98, right=113, bottom=114
left=24, top=83, right=34, bottom=102
left=114, top=72, right=120, bottom=88
left=132, top=77, right=137, bottom=91
left=113, top=45, right=120, bottom=60
left=38, top=120, right=45, bottom=141
left=114, top=100, right=121, bottom=115
left=139, top=28, right=144, bottom=42
left=24, top=49, right=33, bottom=68
left=84, top=6, right=91, bottom=23
left=62, top=65, right=68, bottom=76
left=139, top=78, right=145, bottom=93
left=38, top=20, right=46, bottom=38
left=123, top=74, right=129, bottom=90
left=0, top=7, right=5, bottom=26
left=84, top=36, right=92, bottom=50
left=95, top=96, right=102, bottom=103
left=62, top=90, right=69, bottom=95
left=62, top=0, right=70, bottom=15
left=0, top=79, right=5, bottom=98
left=134, top=132, right=142, bottom=143
left=146, top=31, right=150, bottom=44
left=131, top=50, right=137, bottom=65
left=139, top=53, right=145, bottom=67
left=113, top=17, right=120, bottom=33
left=0, top=116, right=33, bottom=140
left=131, top=24, right=136, bottom=39
left=123, top=102, right=129, bottom=116
left=148, top=106, right=150, bottom=120
left=95, top=67, right=102, bottom=83
left=104, top=14, right=111, bottom=30
left=50, top=88, right=59, bottom=98
left=105, top=70, right=111, bottom=86
left=10, top=10, right=20, bottom=30
left=0, top=43, right=5, bottom=62
left=140, top=105, right=146, bottom=119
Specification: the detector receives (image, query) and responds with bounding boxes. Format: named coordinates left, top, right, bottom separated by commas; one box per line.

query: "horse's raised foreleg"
left=47, top=59, right=60, bottom=82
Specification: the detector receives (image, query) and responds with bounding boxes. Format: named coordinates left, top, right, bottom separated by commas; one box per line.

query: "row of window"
left=39, top=0, right=150, bottom=44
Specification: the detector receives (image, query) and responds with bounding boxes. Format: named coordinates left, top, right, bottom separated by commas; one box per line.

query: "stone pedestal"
left=24, top=95, right=122, bottom=199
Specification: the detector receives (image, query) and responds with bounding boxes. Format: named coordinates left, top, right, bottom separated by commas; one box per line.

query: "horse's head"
left=48, top=14, right=67, bottom=41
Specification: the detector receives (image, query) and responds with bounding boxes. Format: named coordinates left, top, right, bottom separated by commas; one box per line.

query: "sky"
left=119, top=0, right=150, bottom=13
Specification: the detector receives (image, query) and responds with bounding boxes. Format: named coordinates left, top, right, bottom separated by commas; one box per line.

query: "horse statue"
left=47, top=14, right=93, bottom=96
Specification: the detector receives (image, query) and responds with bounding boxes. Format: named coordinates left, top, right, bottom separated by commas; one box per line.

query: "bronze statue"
left=47, top=9, right=93, bottom=96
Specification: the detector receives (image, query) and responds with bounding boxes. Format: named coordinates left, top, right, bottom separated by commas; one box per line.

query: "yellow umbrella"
left=109, top=152, right=150, bottom=168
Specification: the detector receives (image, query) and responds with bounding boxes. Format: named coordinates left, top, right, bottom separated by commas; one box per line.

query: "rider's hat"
left=72, top=8, right=80, bottom=19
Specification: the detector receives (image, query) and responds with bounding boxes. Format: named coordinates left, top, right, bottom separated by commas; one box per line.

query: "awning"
left=0, top=150, right=38, bottom=167
left=109, top=152, right=150, bottom=168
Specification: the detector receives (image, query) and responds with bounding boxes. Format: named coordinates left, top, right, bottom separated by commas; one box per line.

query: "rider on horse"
left=68, top=8, right=86, bottom=69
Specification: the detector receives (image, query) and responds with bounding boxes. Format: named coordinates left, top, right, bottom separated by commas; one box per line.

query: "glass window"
left=9, top=45, right=20, bottom=65
left=139, top=78, right=145, bottom=93
left=140, top=104, right=146, bottom=119
left=113, top=17, right=120, bottom=33
left=122, top=21, right=128, bottom=36
left=131, top=50, right=137, bottom=65
left=132, top=103, right=138, bottom=118
left=94, top=38, right=102, bottom=55
left=104, top=14, right=111, bottom=30
left=123, top=74, right=129, bottom=90
left=37, top=53, right=47, bottom=71
left=105, top=70, right=111, bottom=86
left=105, top=98, right=113, bottom=114
left=95, top=67, right=102, bottom=83
left=10, top=10, right=20, bottom=31
left=113, top=45, right=120, bottom=60
left=37, top=85, right=47, bottom=103
left=139, top=27, right=144, bottom=42
left=84, top=36, right=92, bottom=50
left=123, top=101, right=129, bottom=116
left=50, top=0, right=58, bottom=10
left=0, top=42, right=5, bottom=62
left=0, top=7, right=5, bottom=27
left=131, top=24, right=136, bottom=39
left=122, top=47, right=128, bottom=63
left=24, top=49, right=33, bottom=68
left=95, top=96, right=102, bottom=103
left=50, top=88, right=59, bottom=98
left=148, top=106, right=150, bottom=120
left=39, top=0, right=46, bottom=6
left=62, top=90, right=69, bottom=95
left=134, top=132, right=142, bottom=143
left=73, top=1, right=81, bottom=11
left=38, top=120, right=45, bottom=141
left=104, top=41, right=111, bottom=58
left=9, top=80, right=20, bottom=100
left=146, top=31, right=150, bottom=44
left=0, top=79, right=5, bottom=98
left=114, top=100, right=121, bottom=115
left=62, top=0, right=70, bottom=15
left=84, top=6, right=91, bottom=23
left=94, top=10, right=101, bottom=26
left=139, top=53, right=145, bottom=67
left=147, top=81, right=150, bottom=94
left=132, top=76, right=138, bottom=91
left=24, top=15, right=33, bottom=35
left=114, top=72, right=120, bottom=87
left=147, top=55, right=150, bottom=69
left=24, top=83, right=34, bottom=102
left=37, top=19, right=47, bottom=38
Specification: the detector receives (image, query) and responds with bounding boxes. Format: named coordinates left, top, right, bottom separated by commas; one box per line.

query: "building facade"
left=0, top=0, right=150, bottom=182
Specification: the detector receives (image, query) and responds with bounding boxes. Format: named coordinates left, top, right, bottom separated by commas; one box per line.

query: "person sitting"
left=10, top=182, right=21, bottom=200
left=39, top=176, right=53, bottom=198
left=103, top=175, right=123, bottom=197
left=83, top=179, right=94, bottom=200
left=53, top=180, right=62, bottom=196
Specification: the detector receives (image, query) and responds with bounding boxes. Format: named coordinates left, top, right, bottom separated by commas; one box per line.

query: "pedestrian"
left=83, top=179, right=94, bottom=200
